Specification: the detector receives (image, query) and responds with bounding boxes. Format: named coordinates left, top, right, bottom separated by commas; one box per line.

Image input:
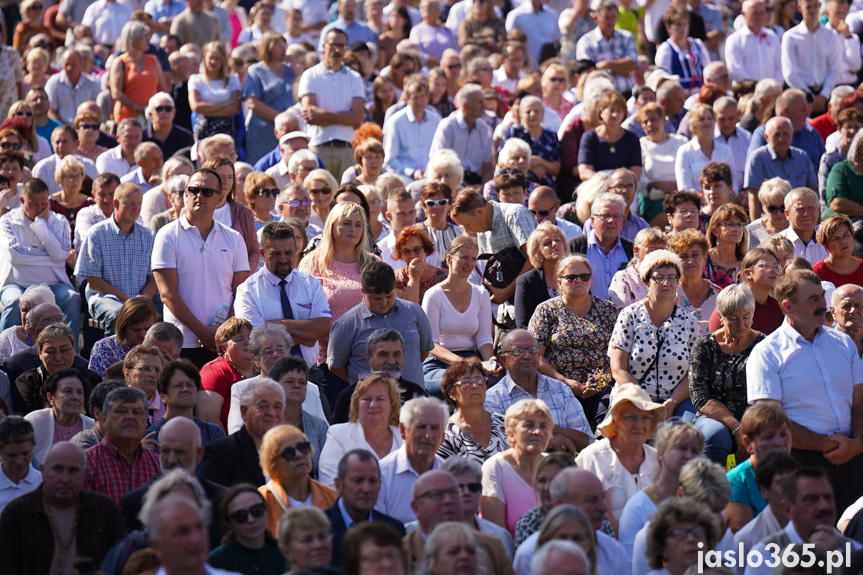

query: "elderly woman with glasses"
left=303, top=169, right=338, bottom=230
left=575, top=383, right=665, bottom=535
left=437, top=358, right=508, bottom=464
left=198, top=317, right=256, bottom=431
left=689, top=284, right=766, bottom=466
left=209, top=484, right=288, bottom=575
left=704, top=204, right=749, bottom=288
left=52, top=154, right=94, bottom=238
left=418, top=181, right=461, bottom=260
left=481, top=398, right=553, bottom=537
left=258, top=423, right=338, bottom=536
left=394, top=225, right=448, bottom=305
left=747, top=178, right=791, bottom=249
left=529, top=254, right=619, bottom=425
left=645, top=497, right=722, bottom=575
left=0, top=284, right=54, bottom=364
left=609, top=250, right=702, bottom=421
left=814, top=213, right=863, bottom=287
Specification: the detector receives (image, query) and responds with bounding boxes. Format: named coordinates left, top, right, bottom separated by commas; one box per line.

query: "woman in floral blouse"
left=87, top=297, right=158, bottom=377
left=529, top=254, right=619, bottom=426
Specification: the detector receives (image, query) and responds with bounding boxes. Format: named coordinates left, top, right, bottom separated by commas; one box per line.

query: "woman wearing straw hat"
left=575, top=383, right=665, bottom=536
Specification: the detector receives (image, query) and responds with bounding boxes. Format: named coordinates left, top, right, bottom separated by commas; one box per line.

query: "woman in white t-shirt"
left=421, top=235, right=498, bottom=396
left=189, top=41, right=241, bottom=141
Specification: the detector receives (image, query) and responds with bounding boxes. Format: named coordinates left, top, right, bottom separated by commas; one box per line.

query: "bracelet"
left=669, top=397, right=679, bottom=406
left=731, top=425, right=742, bottom=436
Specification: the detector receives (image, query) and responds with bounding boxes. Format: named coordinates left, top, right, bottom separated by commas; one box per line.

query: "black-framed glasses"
left=764, top=204, right=784, bottom=214
left=495, top=168, right=521, bottom=177
left=255, top=188, right=279, bottom=198
left=309, top=186, right=331, bottom=195
left=155, top=105, right=174, bottom=113
left=80, top=123, right=99, bottom=131
left=650, top=274, right=679, bottom=284
left=550, top=77, right=565, bottom=83
left=288, top=200, right=312, bottom=208
left=424, top=198, right=450, bottom=208
left=228, top=502, right=267, bottom=524
left=560, top=273, right=591, bottom=282
left=186, top=186, right=218, bottom=197
left=501, top=346, right=539, bottom=358
left=0, top=142, right=21, bottom=150
left=457, top=482, right=482, bottom=494
left=281, top=441, right=312, bottom=461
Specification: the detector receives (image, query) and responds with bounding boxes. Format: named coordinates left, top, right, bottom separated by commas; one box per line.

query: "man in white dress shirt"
left=96, top=118, right=143, bottom=179
left=778, top=188, right=828, bottom=265
left=375, top=397, right=448, bottom=523
left=383, top=76, right=441, bottom=182
left=825, top=0, right=862, bottom=88
left=725, top=0, right=782, bottom=83
left=747, top=269, right=863, bottom=512
left=780, top=0, right=844, bottom=114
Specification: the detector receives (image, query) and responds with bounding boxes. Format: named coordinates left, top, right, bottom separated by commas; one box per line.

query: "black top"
left=198, top=425, right=267, bottom=488
left=577, top=128, right=642, bottom=173
left=13, top=360, right=100, bottom=415
left=514, top=267, right=555, bottom=330
left=689, top=332, right=766, bottom=420
left=144, top=123, right=195, bottom=160
left=324, top=499, right=407, bottom=568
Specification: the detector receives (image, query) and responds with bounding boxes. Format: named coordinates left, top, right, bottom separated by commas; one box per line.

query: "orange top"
left=112, top=53, right=159, bottom=123
left=259, top=478, right=339, bottom=537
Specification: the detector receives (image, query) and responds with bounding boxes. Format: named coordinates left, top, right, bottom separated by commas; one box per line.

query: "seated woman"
left=87, top=296, right=158, bottom=377
left=644, top=496, right=722, bottom=575
left=417, top=181, right=462, bottom=262
left=675, top=107, right=735, bottom=194
left=663, top=190, right=703, bottom=238
left=512, top=453, right=575, bottom=548
left=689, top=284, right=766, bottom=467
left=421, top=236, right=496, bottom=396
left=208, top=484, right=288, bottom=574
left=618, top=421, right=704, bottom=558
left=668, top=229, right=721, bottom=330
left=515, top=222, right=569, bottom=329
left=814, top=214, right=863, bottom=287
left=484, top=138, right=538, bottom=203
left=575, top=383, right=665, bottom=535
left=437, top=358, right=508, bottom=464
left=0, top=285, right=54, bottom=365
left=197, top=317, right=256, bottom=432
left=578, top=91, right=643, bottom=182
left=499, top=95, right=560, bottom=189
left=608, top=227, right=668, bottom=309
left=513, top=504, right=598, bottom=575
left=609, top=251, right=702, bottom=418
left=708, top=247, right=785, bottom=335
left=24, top=368, right=95, bottom=463
left=276, top=507, right=333, bottom=573
left=704, top=203, right=749, bottom=288
left=258, top=421, right=338, bottom=536
left=51, top=154, right=95, bottom=240
left=747, top=177, right=791, bottom=249
left=481, top=398, right=553, bottom=538
left=394, top=225, right=448, bottom=305
left=317, top=373, right=404, bottom=487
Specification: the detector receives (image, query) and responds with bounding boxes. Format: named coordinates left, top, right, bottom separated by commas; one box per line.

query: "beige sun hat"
left=596, top=383, right=666, bottom=438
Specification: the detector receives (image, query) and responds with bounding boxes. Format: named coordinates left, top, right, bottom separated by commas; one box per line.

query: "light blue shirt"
left=144, top=0, right=185, bottom=22
left=744, top=144, right=817, bottom=192
left=383, top=106, right=441, bottom=177
left=746, top=123, right=825, bottom=172
left=318, top=18, right=378, bottom=52
left=584, top=229, right=630, bottom=300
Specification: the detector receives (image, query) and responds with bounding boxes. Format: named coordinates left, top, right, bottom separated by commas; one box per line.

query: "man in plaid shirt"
left=575, top=0, right=638, bottom=95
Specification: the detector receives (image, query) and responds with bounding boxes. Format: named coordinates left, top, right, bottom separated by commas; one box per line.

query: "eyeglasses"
left=424, top=198, right=450, bottom=208
left=287, top=199, right=312, bottom=208
left=594, top=213, right=624, bottom=222
left=674, top=209, right=699, bottom=216
left=14, top=111, right=33, bottom=118
left=560, top=273, right=591, bottom=282
left=669, top=525, right=707, bottom=540
left=415, top=488, right=459, bottom=501
left=501, top=345, right=539, bottom=358
left=719, top=222, right=745, bottom=229
left=622, top=414, right=654, bottom=424
left=186, top=186, right=218, bottom=197
left=309, top=186, right=331, bottom=195
left=650, top=274, right=679, bottom=284
left=0, top=142, right=21, bottom=150
left=281, top=441, right=312, bottom=461
left=529, top=209, right=555, bottom=217
left=457, top=482, right=482, bottom=494
left=495, top=168, right=521, bottom=177
left=228, top=502, right=267, bottom=524
left=764, top=204, right=784, bottom=214
left=753, top=262, right=783, bottom=273
left=454, top=377, right=485, bottom=388
left=132, top=365, right=161, bottom=374
left=155, top=106, right=174, bottom=113
left=608, top=183, right=637, bottom=192
left=80, top=123, right=99, bottom=131
left=255, top=188, right=279, bottom=198
left=260, top=346, right=287, bottom=358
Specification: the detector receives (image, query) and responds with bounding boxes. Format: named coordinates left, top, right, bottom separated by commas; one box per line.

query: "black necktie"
left=278, top=279, right=303, bottom=357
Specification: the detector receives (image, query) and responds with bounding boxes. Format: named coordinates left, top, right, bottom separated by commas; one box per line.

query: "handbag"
left=480, top=246, right=527, bottom=292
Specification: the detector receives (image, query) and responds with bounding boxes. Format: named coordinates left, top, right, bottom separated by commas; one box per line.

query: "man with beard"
left=331, top=328, right=429, bottom=424
left=748, top=269, right=863, bottom=511
left=830, top=283, right=863, bottom=357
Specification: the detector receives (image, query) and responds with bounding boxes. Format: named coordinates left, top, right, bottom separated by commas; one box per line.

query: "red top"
left=200, top=355, right=243, bottom=428
left=84, top=437, right=160, bottom=506
left=809, top=112, right=837, bottom=143
left=813, top=258, right=863, bottom=288
left=708, top=294, right=785, bottom=334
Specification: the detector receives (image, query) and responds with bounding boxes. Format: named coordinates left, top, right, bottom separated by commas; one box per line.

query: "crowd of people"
left=4, top=0, right=863, bottom=573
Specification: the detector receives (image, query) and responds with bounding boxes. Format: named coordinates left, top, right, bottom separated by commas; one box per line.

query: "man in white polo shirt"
left=299, top=28, right=365, bottom=179
left=151, top=168, right=250, bottom=368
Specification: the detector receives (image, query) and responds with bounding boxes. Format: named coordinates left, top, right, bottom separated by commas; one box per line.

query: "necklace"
left=461, top=412, right=489, bottom=449
left=236, top=542, right=266, bottom=573
left=43, top=494, right=79, bottom=575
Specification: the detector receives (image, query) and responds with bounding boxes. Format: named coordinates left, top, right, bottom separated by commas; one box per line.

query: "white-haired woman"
left=141, top=156, right=194, bottom=226
left=150, top=175, right=189, bottom=232
left=418, top=181, right=461, bottom=261
left=499, top=95, right=560, bottom=189
left=689, top=284, right=765, bottom=467
left=746, top=177, right=791, bottom=249
left=608, top=227, right=669, bottom=309
left=110, top=21, right=169, bottom=123
left=609, top=250, right=702, bottom=419
left=0, top=285, right=54, bottom=363
left=484, top=137, right=537, bottom=204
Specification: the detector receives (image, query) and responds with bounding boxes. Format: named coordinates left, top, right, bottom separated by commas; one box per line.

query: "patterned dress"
left=242, top=62, right=295, bottom=165
left=438, top=413, right=508, bottom=464
left=394, top=265, right=448, bottom=304
left=499, top=125, right=561, bottom=189
left=0, top=47, right=23, bottom=121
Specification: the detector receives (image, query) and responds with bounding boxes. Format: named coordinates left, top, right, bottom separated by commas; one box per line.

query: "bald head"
left=159, top=417, right=203, bottom=474
left=527, top=186, right=561, bottom=224
left=831, top=283, right=863, bottom=333
left=549, top=467, right=607, bottom=530
left=77, top=101, right=102, bottom=120
left=41, top=442, right=86, bottom=507
left=411, top=470, right=461, bottom=532
left=44, top=441, right=85, bottom=468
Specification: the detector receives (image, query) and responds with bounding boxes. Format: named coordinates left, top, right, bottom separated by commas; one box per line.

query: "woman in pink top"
left=481, top=398, right=552, bottom=537
left=299, top=201, right=378, bottom=363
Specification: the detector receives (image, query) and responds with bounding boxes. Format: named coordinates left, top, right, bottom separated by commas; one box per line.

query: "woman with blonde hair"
left=190, top=41, right=241, bottom=141
left=12, top=0, right=48, bottom=54
left=7, top=101, right=49, bottom=163
left=278, top=508, right=333, bottom=574
left=51, top=153, right=94, bottom=238
left=110, top=21, right=168, bottom=123
left=259, top=423, right=338, bottom=535
left=541, top=64, right=573, bottom=121
left=675, top=105, right=735, bottom=192
left=22, top=47, right=50, bottom=92
left=244, top=171, right=279, bottom=231
left=747, top=177, right=791, bottom=248
left=515, top=222, right=569, bottom=328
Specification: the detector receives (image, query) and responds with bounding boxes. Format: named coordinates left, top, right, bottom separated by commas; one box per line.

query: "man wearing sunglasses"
left=44, top=49, right=101, bottom=126
left=527, top=186, right=582, bottom=242
left=143, top=92, right=194, bottom=160
left=119, top=417, right=227, bottom=550
left=152, top=168, right=251, bottom=367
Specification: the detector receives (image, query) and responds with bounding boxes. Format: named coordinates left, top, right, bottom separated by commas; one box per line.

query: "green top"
left=208, top=540, right=288, bottom=575
left=825, top=159, right=863, bottom=217
left=617, top=7, right=644, bottom=50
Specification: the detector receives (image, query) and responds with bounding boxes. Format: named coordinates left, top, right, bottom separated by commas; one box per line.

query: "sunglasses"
left=495, top=168, right=521, bottom=177
left=281, top=441, right=312, bottom=460
left=457, top=482, right=482, bottom=494
left=14, top=111, right=32, bottom=118
left=155, top=105, right=174, bottom=113
left=764, top=204, right=784, bottom=214
left=529, top=209, right=554, bottom=217
left=186, top=186, right=218, bottom=197
left=228, top=502, right=267, bottom=524
left=0, top=142, right=21, bottom=150
left=424, top=198, right=450, bottom=208
left=80, top=123, right=99, bottom=131
left=309, top=186, right=332, bottom=195
left=560, top=273, right=591, bottom=282
left=287, top=199, right=312, bottom=207
left=256, top=188, right=279, bottom=198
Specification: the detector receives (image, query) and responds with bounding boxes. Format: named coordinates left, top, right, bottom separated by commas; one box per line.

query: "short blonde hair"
left=259, top=424, right=311, bottom=479
left=816, top=213, right=853, bottom=247
left=678, top=458, right=731, bottom=512
left=504, top=399, right=553, bottom=435
left=278, top=506, right=330, bottom=549
left=686, top=103, right=716, bottom=127
left=757, top=177, right=792, bottom=206
left=349, top=373, right=403, bottom=426
left=55, top=154, right=85, bottom=184
left=556, top=254, right=592, bottom=277
left=638, top=249, right=683, bottom=284
left=526, top=222, right=568, bottom=268
left=653, top=422, right=704, bottom=477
